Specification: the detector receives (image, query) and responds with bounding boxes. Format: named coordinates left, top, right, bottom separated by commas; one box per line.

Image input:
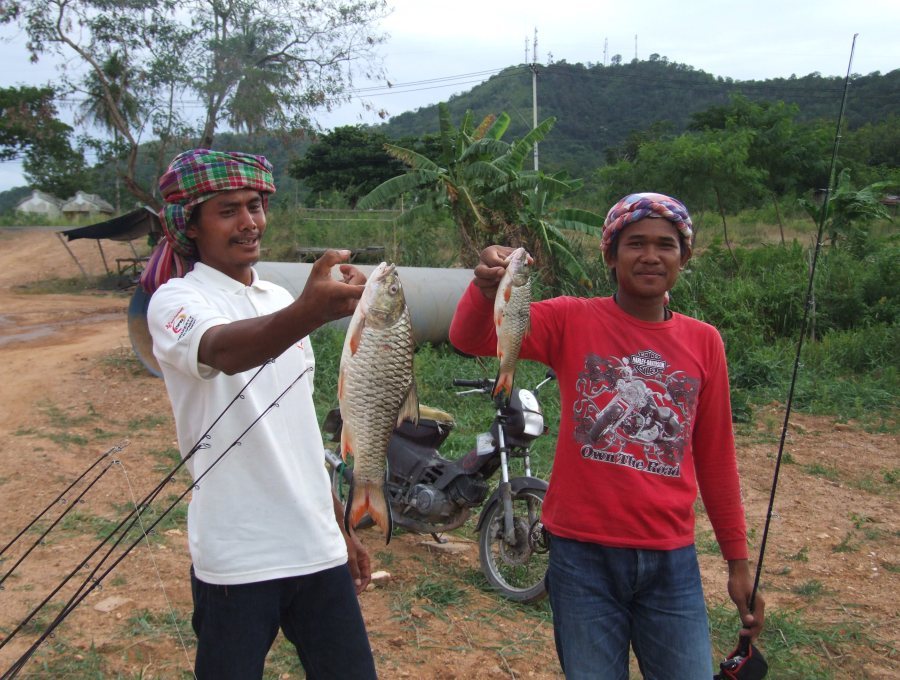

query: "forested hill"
left=378, top=59, right=899, bottom=177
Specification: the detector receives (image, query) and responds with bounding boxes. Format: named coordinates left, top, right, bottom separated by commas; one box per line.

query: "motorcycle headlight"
left=518, top=389, right=545, bottom=437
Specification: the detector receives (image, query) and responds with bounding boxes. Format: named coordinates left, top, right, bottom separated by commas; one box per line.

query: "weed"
left=786, top=545, right=809, bottom=562
left=374, top=550, right=396, bottom=569
left=414, top=574, right=468, bottom=609
left=832, top=533, right=859, bottom=553
left=802, top=463, right=840, bottom=481
left=695, top=528, right=720, bottom=556
left=126, top=414, right=168, bottom=431
left=101, top=347, right=147, bottom=376
left=850, top=512, right=873, bottom=530
left=793, top=579, right=827, bottom=598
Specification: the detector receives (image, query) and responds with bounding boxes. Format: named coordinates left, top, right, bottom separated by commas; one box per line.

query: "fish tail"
left=344, top=477, right=394, bottom=545
left=492, top=368, right=514, bottom=402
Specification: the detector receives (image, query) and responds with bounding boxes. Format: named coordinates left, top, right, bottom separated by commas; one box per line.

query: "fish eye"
left=389, top=283, right=399, bottom=294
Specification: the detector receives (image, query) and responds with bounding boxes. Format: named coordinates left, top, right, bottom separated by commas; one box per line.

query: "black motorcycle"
left=322, top=370, right=556, bottom=603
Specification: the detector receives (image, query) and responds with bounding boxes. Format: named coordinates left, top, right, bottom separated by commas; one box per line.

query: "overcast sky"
left=1, top=0, right=898, bottom=192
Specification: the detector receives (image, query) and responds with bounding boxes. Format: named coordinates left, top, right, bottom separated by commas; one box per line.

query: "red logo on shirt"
left=165, top=307, right=196, bottom=338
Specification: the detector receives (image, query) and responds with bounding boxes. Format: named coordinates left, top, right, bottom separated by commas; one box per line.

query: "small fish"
left=493, top=247, right=532, bottom=402
left=338, top=262, right=418, bottom=543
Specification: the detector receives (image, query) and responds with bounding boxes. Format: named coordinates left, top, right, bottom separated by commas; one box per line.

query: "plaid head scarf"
left=601, top=192, right=694, bottom=255
left=140, top=149, right=276, bottom=293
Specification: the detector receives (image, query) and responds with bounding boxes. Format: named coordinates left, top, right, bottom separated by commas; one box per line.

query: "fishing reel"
left=714, top=635, right=767, bottom=680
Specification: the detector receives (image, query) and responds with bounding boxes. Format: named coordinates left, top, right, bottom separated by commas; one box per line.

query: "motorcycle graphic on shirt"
left=573, top=351, right=700, bottom=471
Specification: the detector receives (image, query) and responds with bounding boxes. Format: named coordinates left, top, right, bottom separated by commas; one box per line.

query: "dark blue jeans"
left=547, top=536, right=713, bottom=680
left=190, top=564, right=377, bottom=680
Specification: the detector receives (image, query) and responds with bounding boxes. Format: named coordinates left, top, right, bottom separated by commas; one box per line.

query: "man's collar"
left=190, top=262, right=277, bottom=292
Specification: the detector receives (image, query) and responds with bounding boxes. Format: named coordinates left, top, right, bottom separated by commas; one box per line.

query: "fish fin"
left=345, top=477, right=393, bottom=545
left=340, top=422, right=354, bottom=462
left=504, top=285, right=512, bottom=303
left=348, top=312, right=365, bottom=355
left=397, top=380, right=420, bottom=426
left=492, top=368, right=514, bottom=403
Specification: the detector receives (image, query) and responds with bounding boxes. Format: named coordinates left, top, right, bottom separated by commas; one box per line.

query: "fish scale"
left=341, top=320, right=415, bottom=480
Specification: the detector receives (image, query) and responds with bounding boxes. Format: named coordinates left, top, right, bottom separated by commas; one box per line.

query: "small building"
left=15, top=190, right=64, bottom=218
left=61, top=191, right=114, bottom=219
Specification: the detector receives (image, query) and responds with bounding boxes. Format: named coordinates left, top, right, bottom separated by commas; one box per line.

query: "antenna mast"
left=531, top=27, right=539, bottom=171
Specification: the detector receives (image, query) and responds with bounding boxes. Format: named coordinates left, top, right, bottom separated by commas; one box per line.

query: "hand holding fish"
left=473, top=245, right=534, bottom=300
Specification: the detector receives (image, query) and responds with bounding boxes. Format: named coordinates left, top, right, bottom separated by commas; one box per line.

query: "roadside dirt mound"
left=0, top=228, right=896, bottom=679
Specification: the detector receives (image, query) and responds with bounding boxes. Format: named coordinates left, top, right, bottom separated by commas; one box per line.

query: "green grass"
left=709, top=604, right=884, bottom=679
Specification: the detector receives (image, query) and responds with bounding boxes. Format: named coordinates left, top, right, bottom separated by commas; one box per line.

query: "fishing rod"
left=0, top=442, right=124, bottom=561
left=2, top=364, right=312, bottom=680
left=0, top=361, right=271, bottom=655
left=0, top=451, right=120, bottom=589
left=714, top=34, right=858, bottom=680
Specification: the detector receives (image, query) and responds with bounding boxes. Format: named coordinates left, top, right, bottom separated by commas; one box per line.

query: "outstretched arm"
left=198, top=249, right=366, bottom=374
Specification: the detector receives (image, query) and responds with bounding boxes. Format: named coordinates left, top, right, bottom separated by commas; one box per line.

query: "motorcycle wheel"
left=328, top=453, right=375, bottom=531
left=478, top=486, right=548, bottom=603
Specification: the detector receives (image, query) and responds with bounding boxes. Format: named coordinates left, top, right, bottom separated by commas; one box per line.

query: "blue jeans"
left=547, top=536, right=713, bottom=680
left=190, top=564, right=376, bottom=680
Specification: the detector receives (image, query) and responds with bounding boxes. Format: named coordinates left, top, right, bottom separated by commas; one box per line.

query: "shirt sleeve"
left=448, top=281, right=499, bottom=358
left=147, top=281, right=232, bottom=381
left=692, top=329, right=749, bottom=561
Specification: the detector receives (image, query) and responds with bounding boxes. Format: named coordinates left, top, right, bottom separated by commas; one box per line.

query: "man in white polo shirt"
left=143, top=149, right=377, bottom=680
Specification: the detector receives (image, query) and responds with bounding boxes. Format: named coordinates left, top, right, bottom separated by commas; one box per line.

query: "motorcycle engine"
left=408, top=477, right=489, bottom=521
left=409, top=485, right=454, bottom=518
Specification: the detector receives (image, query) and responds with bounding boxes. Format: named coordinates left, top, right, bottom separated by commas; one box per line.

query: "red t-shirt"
left=449, top=285, right=748, bottom=561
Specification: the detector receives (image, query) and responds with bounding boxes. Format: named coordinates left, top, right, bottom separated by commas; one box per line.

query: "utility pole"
left=634, top=34, right=638, bottom=61
left=604, top=37, right=608, bottom=66
left=531, top=27, right=539, bottom=171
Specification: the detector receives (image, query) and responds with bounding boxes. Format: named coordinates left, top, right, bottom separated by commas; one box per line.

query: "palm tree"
left=78, top=52, right=142, bottom=211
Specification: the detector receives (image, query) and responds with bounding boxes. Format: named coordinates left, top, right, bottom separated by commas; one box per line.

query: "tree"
left=1, top=85, right=88, bottom=195
left=689, top=94, right=831, bottom=199
left=23, top=142, right=89, bottom=198
left=5, top=0, right=388, bottom=206
left=289, top=126, right=407, bottom=207
left=78, top=52, right=143, bottom=211
left=799, top=168, right=896, bottom=255
left=0, top=85, right=68, bottom=159
left=359, top=103, right=605, bottom=290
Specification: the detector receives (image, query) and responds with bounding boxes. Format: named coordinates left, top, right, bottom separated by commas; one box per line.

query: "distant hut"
left=61, top=191, right=114, bottom=219
left=15, top=190, right=64, bottom=218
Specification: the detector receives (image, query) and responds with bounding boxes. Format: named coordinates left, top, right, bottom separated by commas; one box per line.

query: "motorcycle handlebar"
left=453, top=378, right=493, bottom=389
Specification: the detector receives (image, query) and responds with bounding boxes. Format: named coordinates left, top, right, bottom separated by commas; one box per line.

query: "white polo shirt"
left=148, top=263, right=346, bottom=585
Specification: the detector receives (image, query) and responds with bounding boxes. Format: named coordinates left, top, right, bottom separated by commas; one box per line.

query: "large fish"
left=338, top=262, right=417, bottom=543
left=493, top=247, right=532, bottom=402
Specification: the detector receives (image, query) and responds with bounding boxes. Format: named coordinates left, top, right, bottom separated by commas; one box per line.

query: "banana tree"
left=799, top=168, right=895, bottom=255
left=358, top=103, right=555, bottom=265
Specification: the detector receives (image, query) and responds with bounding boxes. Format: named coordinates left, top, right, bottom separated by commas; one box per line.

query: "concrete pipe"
left=128, top=262, right=475, bottom=378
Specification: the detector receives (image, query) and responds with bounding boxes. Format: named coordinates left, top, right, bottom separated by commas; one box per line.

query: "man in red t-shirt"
left=450, top=192, right=764, bottom=679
